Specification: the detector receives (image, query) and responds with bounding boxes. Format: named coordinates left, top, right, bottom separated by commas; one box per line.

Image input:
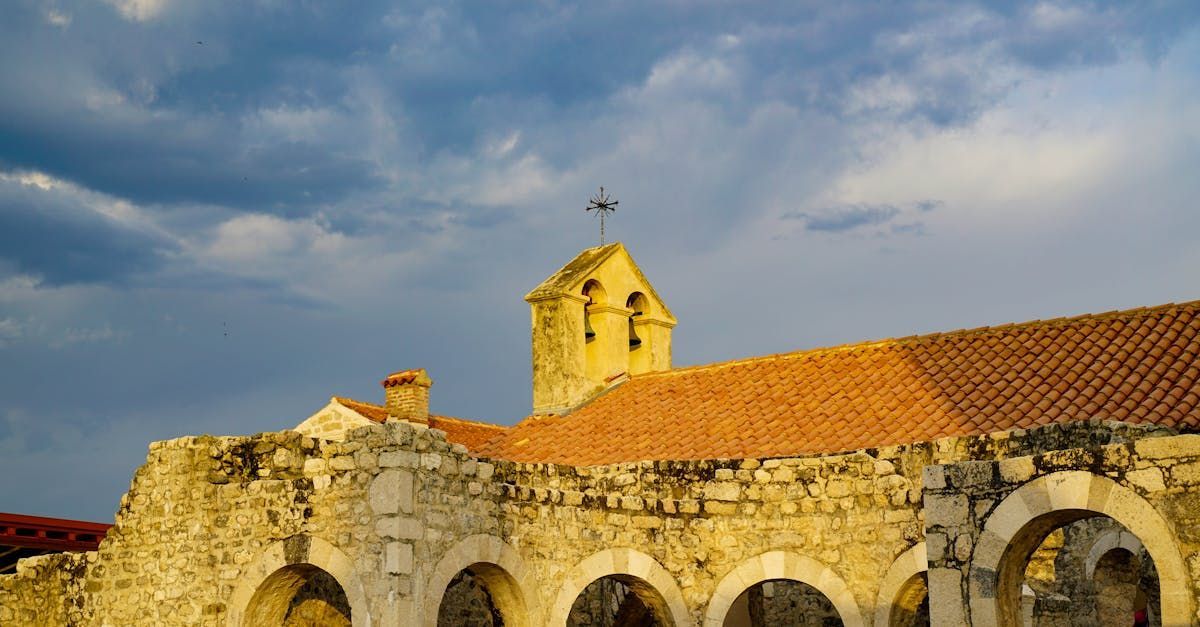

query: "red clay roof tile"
left=331, top=397, right=507, bottom=453
left=477, top=300, right=1200, bottom=465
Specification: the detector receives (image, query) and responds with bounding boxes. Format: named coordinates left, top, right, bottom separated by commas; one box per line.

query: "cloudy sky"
left=2, top=1, right=1199, bottom=520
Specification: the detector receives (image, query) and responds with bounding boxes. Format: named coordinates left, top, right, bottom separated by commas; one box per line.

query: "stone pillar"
left=529, top=294, right=592, bottom=414
left=585, top=304, right=632, bottom=383
left=630, top=317, right=673, bottom=375
left=923, top=463, right=972, bottom=626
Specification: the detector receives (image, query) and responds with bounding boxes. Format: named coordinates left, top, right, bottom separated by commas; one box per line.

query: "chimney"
left=381, top=369, right=432, bottom=425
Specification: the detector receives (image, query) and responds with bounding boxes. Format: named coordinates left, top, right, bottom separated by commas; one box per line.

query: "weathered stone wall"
left=925, top=433, right=1200, bottom=626
left=0, top=417, right=1187, bottom=626
left=0, top=552, right=89, bottom=625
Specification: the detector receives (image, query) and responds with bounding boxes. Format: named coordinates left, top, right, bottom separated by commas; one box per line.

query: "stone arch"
left=968, top=470, right=1192, bottom=626
left=227, top=535, right=370, bottom=627
left=703, top=550, right=865, bottom=627
left=1084, top=528, right=1144, bottom=580
left=874, top=542, right=927, bottom=627
left=548, top=547, right=688, bottom=626
left=582, top=278, right=608, bottom=306
left=423, top=534, right=541, bottom=627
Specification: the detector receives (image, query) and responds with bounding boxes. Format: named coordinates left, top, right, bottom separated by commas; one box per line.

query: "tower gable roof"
left=524, top=242, right=676, bottom=323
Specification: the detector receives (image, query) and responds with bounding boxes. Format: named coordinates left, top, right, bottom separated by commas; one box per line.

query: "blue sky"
left=2, top=0, right=1199, bottom=520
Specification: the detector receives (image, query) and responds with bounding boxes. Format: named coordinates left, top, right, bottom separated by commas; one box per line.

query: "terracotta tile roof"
left=333, top=397, right=389, bottom=422
left=427, top=415, right=510, bottom=452
left=477, top=301, right=1200, bottom=465
left=331, top=397, right=507, bottom=452
left=381, top=368, right=431, bottom=387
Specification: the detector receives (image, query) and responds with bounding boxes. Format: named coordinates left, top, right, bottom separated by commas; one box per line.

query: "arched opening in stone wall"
left=1003, top=514, right=1161, bottom=626
left=969, top=471, right=1191, bottom=627
left=885, top=573, right=929, bottom=627
left=566, top=574, right=672, bottom=627
left=436, top=563, right=529, bottom=627
left=720, top=579, right=845, bottom=627
left=243, top=563, right=351, bottom=627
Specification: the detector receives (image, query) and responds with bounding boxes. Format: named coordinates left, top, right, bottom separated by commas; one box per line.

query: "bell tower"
left=525, top=242, right=676, bottom=414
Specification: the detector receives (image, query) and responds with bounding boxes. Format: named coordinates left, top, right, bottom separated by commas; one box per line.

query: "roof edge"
left=630, top=298, right=1200, bottom=381
left=524, top=242, right=623, bottom=302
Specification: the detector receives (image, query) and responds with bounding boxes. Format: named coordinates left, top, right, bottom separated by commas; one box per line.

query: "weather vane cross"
left=585, top=186, right=619, bottom=245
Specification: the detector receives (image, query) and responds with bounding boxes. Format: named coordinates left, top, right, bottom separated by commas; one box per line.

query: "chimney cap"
left=381, top=368, right=432, bottom=388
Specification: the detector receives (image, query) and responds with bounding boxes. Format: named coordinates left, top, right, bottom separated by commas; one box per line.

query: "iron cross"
left=585, top=186, right=619, bottom=245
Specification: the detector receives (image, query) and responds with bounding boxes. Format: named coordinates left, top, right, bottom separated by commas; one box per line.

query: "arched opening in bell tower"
left=626, top=291, right=649, bottom=374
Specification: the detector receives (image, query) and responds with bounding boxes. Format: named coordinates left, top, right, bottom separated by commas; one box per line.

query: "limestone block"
left=825, top=480, right=851, bottom=498
left=329, top=456, right=356, bottom=471
left=927, top=567, right=966, bottom=625
left=1170, top=461, right=1200, bottom=485
left=1135, top=435, right=1200, bottom=460
left=703, top=482, right=741, bottom=502
left=998, top=457, right=1035, bottom=484
left=302, top=458, right=327, bottom=475
left=925, top=493, right=969, bottom=527
left=704, top=501, right=738, bottom=515
left=376, top=517, right=424, bottom=540
left=385, top=542, right=413, bottom=575
left=949, top=461, right=994, bottom=488
left=923, top=465, right=947, bottom=490
left=926, top=532, right=949, bottom=562
left=1125, top=467, right=1166, bottom=492
left=369, top=469, right=414, bottom=515
left=771, top=467, right=796, bottom=483
left=379, top=450, right=419, bottom=468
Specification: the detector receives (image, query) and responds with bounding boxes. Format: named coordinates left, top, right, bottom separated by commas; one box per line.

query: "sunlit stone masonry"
left=4, top=242, right=1200, bottom=626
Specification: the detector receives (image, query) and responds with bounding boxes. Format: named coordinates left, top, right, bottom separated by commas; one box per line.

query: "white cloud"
left=49, top=325, right=125, bottom=349
left=103, top=0, right=169, bottom=22
left=5, top=169, right=64, bottom=190
left=45, top=9, right=71, bottom=28
left=0, top=318, right=22, bottom=347
left=205, top=214, right=348, bottom=266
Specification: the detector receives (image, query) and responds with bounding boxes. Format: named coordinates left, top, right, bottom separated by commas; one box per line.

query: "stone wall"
left=925, top=434, right=1200, bottom=626
left=0, top=417, right=1188, bottom=626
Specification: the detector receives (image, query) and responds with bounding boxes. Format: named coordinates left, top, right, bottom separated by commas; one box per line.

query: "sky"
left=2, top=1, right=1200, bottom=521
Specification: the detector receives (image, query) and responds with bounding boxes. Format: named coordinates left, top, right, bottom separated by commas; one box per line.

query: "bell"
left=585, top=313, right=596, bottom=341
left=628, top=317, right=642, bottom=348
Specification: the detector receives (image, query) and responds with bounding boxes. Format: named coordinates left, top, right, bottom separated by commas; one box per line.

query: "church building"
left=3, top=242, right=1200, bottom=626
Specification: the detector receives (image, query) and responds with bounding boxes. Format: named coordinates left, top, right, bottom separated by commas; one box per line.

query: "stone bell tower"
left=525, top=242, right=676, bottom=414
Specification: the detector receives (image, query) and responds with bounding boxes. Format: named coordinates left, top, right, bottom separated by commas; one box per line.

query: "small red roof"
left=332, top=397, right=507, bottom=452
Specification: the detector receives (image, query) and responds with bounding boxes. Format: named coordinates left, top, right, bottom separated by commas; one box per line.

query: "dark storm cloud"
left=785, top=204, right=903, bottom=232
left=0, top=177, right=173, bottom=286
left=3, top=1, right=1196, bottom=217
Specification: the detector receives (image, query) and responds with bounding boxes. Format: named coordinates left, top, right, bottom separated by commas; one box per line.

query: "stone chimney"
left=381, top=369, right=432, bottom=425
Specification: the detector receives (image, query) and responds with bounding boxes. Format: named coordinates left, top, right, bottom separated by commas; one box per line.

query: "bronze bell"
left=628, top=317, right=642, bottom=348
left=585, top=313, right=596, bottom=341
